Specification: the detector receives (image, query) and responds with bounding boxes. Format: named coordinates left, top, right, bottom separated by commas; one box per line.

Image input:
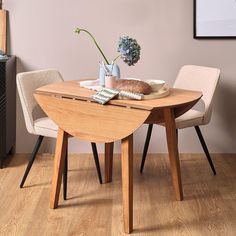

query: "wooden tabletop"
left=35, top=80, right=202, bottom=111
left=35, top=79, right=203, bottom=234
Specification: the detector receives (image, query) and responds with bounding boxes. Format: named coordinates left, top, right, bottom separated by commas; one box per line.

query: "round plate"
left=143, top=85, right=170, bottom=100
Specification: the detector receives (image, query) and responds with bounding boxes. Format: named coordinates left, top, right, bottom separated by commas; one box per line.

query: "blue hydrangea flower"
left=75, top=28, right=141, bottom=66
left=117, top=36, right=141, bottom=66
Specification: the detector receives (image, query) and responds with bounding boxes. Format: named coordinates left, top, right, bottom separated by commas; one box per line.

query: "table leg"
left=50, top=128, right=68, bottom=209
left=104, top=142, right=114, bottom=183
left=164, top=108, right=183, bottom=201
left=121, top=135, right=133, bottom=234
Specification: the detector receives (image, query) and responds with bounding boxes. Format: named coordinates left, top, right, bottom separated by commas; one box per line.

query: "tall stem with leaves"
left=75, top=28, right=110, bottom=65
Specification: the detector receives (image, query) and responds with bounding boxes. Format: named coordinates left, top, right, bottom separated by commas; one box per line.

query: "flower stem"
left=112, top=54, right=121, bottom=63
left=78, top=29, right=110, bottom=65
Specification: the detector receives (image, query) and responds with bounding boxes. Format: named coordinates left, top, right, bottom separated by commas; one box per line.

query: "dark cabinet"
left=0, top=56, right=16, bottom=167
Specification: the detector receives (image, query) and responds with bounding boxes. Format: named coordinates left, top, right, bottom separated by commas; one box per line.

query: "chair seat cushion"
left=34, top=117, right=58, bottom=138
left=175, top=109, right=204, bottom=129
left=159, top=109, right=204, bottom=129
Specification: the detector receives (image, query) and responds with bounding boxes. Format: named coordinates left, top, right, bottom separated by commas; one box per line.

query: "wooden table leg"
left=121, top=135, right=133, bottom=234
left=50, top=128, right=68, bottom=209
left=164, top=108, right=183, bottom=201
left=104, top=142, right=114, bottom=183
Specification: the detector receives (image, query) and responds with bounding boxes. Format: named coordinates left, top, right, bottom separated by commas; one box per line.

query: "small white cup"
left=146, top=80, right=165, bottom=92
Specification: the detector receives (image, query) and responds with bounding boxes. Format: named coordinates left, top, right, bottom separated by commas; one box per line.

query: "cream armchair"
left=140, top=65, right=220, bottom=175
left=17, top=69, right=102, bottom=200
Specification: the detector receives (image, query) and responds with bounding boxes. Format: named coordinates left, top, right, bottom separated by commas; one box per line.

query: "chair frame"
left=140, top=65, right=220, bottom=175
left=140, top=124, right=216, bottom=175
left=19, top=136, right=103, bottom=200
left=17, top=69, right=103, bottom=200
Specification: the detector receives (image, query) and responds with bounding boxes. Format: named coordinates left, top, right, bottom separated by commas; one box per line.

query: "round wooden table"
left=34, top=80, right=202, bottom=234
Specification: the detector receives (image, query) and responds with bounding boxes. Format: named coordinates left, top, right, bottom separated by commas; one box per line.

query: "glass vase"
left=99, top=63, right=120, bottom=86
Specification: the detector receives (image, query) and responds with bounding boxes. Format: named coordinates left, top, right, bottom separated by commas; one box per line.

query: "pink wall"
left=4, top=0, right=236, bottom=153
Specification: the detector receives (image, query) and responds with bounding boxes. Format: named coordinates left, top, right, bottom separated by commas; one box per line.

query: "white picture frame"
left=194, top=0, right=236, bottom=38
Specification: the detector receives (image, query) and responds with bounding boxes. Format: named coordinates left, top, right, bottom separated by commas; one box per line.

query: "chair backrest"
left=174, top=65, right=220, bottom=124
left=17, top=69, right=64, bottom=134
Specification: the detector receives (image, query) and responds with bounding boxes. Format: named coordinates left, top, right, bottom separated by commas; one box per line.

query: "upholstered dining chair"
left=140, top=65, right=220, bottom=175
left=17, top=69, right=103, bottom=200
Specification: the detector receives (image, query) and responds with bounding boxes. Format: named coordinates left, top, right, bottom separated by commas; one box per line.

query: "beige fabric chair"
left=140, top=65, right=220, bottom=174
left=17, top=69, right=63, bottom=137
left=17, top=69, right=102, bottom=200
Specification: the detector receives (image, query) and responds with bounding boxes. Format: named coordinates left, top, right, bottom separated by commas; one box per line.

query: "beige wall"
left=4, top=0, right=236, bottom=153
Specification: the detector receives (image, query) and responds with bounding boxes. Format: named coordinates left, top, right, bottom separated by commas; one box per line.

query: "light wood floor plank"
left=0, top=153, right=235, bottom=236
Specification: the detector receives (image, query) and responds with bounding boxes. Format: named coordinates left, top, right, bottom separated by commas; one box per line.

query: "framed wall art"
left=194, top=0, right=236, bottom=38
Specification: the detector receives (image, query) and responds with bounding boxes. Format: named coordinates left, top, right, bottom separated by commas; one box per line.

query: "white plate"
left=121, top=77, right=141, bottom=81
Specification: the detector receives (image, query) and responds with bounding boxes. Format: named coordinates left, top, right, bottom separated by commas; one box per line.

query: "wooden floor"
left=0, top=153, right=235, bottom=236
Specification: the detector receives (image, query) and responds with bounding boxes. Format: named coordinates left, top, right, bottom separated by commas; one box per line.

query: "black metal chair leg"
left=194, top=126, right=216, bottom=175
left=20, top=135, right=44, bottom=188
left=176, top=129, right=178, bottom=143
left=63, top=148, right=68, bottom=200
left=140, top=124, right=154, bottom=174
left=91, top=142, right=103, bottom=184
